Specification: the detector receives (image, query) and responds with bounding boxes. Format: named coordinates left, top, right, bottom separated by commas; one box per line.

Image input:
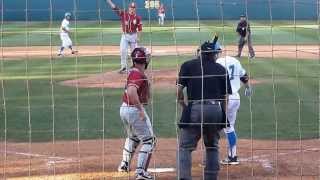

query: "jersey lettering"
left=228, top=65, right=235, bottom=80
left=217, top=56, right=246, bottom=95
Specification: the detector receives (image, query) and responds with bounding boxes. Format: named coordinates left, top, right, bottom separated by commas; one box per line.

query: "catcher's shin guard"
left=122, top=137, right=140, bottom=165
left=137, top=137, right=156, bottom=171
left=144, top=150, right=153, bottom=171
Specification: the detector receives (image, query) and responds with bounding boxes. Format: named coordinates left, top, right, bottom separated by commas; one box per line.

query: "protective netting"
left=0, top=0, right=319, bottom=179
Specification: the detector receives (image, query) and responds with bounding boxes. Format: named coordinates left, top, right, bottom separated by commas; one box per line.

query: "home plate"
left=148, top=168, right=175, bottom=173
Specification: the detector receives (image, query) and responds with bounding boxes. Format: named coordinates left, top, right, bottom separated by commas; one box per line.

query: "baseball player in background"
left=216, top=53, right=253, bottom=165
left=106, top=0, right=143, bottom=74
left=158, top=3, right=165, bottom=26
left=58, top=12, right=77, bottom=56
left=118, top=47, right=155, bottom=180
left=236, top=15, right=255, bottom=59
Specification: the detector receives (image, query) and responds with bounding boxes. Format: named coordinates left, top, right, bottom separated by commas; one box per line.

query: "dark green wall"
left=2, top=0, right=319, bottom=21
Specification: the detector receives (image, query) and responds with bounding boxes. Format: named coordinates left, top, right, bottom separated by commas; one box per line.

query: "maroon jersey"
left=112, top=7, right=142, bottom=33
left=158, top=6, right=165, bottom=15
left=122, top=68, right=150, bottom=105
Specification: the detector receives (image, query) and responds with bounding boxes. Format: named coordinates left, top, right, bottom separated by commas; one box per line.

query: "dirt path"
left=1, top=138, right=319, bottom=179
left=1, top=45, right=319, bottom=60
left=60, top=69, right=262, bottom=89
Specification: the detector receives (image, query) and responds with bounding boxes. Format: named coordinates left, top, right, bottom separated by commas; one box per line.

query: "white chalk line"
left=1, top=150, right=176, bottom=171
left=2, top=150, right=76, bottom=165
left=240, top=154, right=273, bottom=172
left=2, top=147, right=319, bottom=175
left=240, top=147, right=320, bottom=172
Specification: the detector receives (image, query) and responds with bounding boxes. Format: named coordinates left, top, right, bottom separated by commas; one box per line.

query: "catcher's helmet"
left=65, top=12, right=72, bottom=18
left=131, top=47, right=150, bottom=68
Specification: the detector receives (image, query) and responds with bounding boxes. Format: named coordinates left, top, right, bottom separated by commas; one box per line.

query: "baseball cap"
left=65, top=12, right=72, bottom=18
left=129, top=2, right=136, bottom=8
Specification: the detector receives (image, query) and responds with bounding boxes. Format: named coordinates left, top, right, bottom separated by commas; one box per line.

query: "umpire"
left=236, top=15, right=255, bottom=59
left=177, top=37, right=232, bottom=180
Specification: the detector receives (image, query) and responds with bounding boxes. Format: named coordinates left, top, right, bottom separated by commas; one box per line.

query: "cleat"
left=249, top=55, right=255, bottom=59
left=57, top=53, right=63, bottom=57
left=117, top=161, right=129, bottom=172
left=220, top=156, right=240, bottom=165
left=135, top=170, right=153, bottom=180
left=71, top=50, right=78, bottom=54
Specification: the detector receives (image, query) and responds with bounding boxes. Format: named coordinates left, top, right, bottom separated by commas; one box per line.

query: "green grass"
left=0, top=55, right=318, bottom=142
left=1, top=20, right=319, bottom=46
left=238, top=58, right=319, bottom=140
left=0, top=20, right=318, bottom=142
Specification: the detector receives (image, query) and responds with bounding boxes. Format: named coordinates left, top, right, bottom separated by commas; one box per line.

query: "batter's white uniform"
left=217, top=56, right=246, bottom=133
left=60, top=19, right=72, bottom=48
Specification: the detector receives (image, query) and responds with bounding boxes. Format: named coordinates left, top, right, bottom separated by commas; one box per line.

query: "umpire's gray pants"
left=238, top=33, right=255, bottom=57
left=178, top=104, right=222, bottom=180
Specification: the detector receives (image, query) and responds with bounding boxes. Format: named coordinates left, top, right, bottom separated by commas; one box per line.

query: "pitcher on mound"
left=106, top=0, right=143, bottom=74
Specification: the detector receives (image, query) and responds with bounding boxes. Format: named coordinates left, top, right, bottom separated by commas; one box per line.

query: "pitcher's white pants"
left=120, top=33, right=138, bottom=69
left=158, top=14, right=165, bottom=25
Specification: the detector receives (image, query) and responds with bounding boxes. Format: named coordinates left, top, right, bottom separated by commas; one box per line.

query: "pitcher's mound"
left=60, top=69, right=178, bottom=89
left=60, top=69, right=261, bottom=89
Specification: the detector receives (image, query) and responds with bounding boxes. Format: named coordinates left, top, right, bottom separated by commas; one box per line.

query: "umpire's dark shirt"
left=178, top=58, right=232, bottom=101
left=236, top=20, right=251, bottom=37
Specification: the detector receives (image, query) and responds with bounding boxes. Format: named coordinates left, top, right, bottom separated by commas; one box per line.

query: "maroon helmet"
left=129, top=2, right=136, bottom=8
left=131, top=47, right=150, bottom=69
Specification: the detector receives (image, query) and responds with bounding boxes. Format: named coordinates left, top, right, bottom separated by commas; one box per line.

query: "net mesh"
left=0, top=0, right=319, bottom=179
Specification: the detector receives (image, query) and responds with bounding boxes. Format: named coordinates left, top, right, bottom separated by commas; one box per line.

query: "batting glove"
left=244, top=86, right=253, bottom=97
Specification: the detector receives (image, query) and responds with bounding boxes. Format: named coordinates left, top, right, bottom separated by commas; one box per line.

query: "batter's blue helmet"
left=65, top=12, right=72, bottom=18
left=200, top=41, right=222, bottom=55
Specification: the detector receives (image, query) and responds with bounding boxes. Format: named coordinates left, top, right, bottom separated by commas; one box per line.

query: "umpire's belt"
left=191, top=100, right=220, bottom=105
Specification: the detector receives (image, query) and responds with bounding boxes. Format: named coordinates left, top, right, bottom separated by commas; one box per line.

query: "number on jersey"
left=228, top=65, right=235, bottom=80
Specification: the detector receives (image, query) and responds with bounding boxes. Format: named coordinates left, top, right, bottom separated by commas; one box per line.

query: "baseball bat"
left=212, top=33, right=219, bottom=45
